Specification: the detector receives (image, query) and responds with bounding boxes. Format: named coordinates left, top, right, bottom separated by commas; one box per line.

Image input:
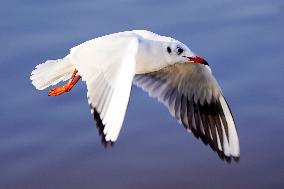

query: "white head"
left=164, top=40, right=209, bottom=66
left=134, top=32, right=209, bottom=74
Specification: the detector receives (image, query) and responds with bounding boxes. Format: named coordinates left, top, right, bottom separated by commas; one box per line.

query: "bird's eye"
left=167, top=46, right=171, bottom=54
left=176, top=47, right=183, bottom=55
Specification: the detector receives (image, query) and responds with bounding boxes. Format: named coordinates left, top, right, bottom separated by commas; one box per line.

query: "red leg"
left=48, top=69, right=81, bottom=96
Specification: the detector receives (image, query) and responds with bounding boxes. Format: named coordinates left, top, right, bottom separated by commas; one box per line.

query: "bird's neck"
left=135, top=40, right=170, bottom=74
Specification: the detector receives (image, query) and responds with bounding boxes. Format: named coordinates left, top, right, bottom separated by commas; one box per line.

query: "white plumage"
left=30, top=30, right=240, bottom=161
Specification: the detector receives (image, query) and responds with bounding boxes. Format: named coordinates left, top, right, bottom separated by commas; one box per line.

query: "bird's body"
left=30, top=30, right=240, bottom=161
left=69, top=30, right=194, bottom=74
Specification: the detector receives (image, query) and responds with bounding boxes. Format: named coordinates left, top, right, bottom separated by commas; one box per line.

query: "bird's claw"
left=48, top=85, right=70, bottom=96
left=47, top=69, right=81, bottom=97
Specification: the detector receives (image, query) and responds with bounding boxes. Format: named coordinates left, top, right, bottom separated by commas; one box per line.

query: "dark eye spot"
left=177, top=47, right=183, bottom=55
left=167, top=46, right=171, bottom=54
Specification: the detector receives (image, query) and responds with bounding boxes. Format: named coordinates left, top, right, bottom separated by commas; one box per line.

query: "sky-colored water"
left=0, top=0, right=284, bottom=188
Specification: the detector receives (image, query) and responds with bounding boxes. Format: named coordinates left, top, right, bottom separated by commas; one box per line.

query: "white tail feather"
left=30, top=57, right=75, bottom=90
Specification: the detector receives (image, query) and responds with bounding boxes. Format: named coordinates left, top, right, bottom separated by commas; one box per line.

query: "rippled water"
left=1, top=0, right=284, bottom=188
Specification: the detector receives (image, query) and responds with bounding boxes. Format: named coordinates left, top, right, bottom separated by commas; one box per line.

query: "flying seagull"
left=30, top=30, right=240, bottom=161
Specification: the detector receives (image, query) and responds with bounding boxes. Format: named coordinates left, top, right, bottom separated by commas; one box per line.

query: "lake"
left=0, top=0, right=284, bottom=188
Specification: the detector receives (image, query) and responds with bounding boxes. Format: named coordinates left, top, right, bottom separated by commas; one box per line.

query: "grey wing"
left=134, top=63, right=240, bottom=162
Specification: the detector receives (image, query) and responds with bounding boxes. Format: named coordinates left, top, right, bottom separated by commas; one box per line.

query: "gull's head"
left=165, top=41, right=209, bottom=66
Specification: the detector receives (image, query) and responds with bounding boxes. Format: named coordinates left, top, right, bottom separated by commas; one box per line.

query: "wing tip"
left=92, top=107, right=115, bottom=148
left=184, top=96, right=240, bottom=163
left=218, top=95, right=240, bottom=162
left=210, top=139, right=240, bottom=163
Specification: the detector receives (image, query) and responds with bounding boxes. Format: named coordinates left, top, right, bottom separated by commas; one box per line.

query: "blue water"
left=1, top=0, right=284, bottom=188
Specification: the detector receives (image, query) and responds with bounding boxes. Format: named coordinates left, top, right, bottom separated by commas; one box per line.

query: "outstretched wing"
left=69, top=33, right=138, bottom=145
left=134, top=63, right=240, bottom=161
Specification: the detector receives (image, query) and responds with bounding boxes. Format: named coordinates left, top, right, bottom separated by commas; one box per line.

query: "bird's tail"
left=30, top=56, right=75, bottom=90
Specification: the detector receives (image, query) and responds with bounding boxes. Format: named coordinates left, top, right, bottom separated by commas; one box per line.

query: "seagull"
left=30, top=30, right=240, bottom=161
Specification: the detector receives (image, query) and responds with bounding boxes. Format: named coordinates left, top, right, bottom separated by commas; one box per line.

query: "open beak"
left=187, top=56, right=209, bottom=66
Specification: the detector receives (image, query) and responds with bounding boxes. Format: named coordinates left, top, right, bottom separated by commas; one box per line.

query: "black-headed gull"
left=30, top=30, right=240, bottom=161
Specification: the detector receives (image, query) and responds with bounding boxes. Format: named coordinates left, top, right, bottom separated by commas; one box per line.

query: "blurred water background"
left=0, top=0, right=284, bottom=188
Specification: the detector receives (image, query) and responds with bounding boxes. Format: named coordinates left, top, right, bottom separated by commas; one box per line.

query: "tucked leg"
left=48, top=69, right=81, bottom=96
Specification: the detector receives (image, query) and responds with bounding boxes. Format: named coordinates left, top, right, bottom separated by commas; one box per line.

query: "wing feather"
left=134, top=63, right=240, bottom=161
left=70, top=34, right=138, bottom=144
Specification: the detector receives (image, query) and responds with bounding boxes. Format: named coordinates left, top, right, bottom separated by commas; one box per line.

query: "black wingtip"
left=233, top=156, right=240, bottom=163
left=92, top=108, right=115, bottom=148
left=187, top=98, right=239, bottom=163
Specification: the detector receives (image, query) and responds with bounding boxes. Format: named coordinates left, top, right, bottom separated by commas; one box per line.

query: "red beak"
left=188, top=56, right=209, bottom=65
